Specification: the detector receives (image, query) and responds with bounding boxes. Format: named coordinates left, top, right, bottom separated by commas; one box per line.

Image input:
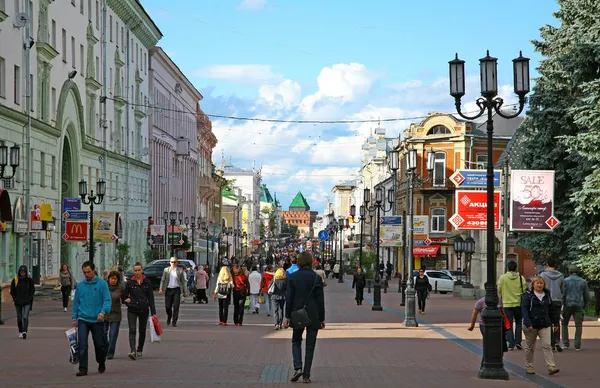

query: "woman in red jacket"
left=260, top=265, right=275, bottom=317
left=232, top=265, right=250, bottom=326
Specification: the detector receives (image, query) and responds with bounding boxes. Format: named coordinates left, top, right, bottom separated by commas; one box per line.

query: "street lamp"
left=364, top=186, right=394, bottom=311
left=337, top=217, right=347, bottom=283
left=454, top=235, right=465, bottom=285
left=190, top=216, right=196, bottom=257
left=169, top=211, right=177, bottom=257
left=463, top=236, right=475, bottom=287
left=405, top=147, right=435, bottom=326
left=79, top=179, right=106, bottom=263
left=162, top=212, right=169, bottom=258
left=449, top=50, right=529, bottom=380
left=0, top=142, right=20, bottom=179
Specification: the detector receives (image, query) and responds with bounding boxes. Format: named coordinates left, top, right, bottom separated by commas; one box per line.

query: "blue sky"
left=141, top=0, right=560, bottom=213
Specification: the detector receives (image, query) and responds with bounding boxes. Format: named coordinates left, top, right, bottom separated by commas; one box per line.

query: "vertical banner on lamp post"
left=510, top=170, right=558, bottom=231
left=412, top=216, right=429, bottom=240
left=380, top=216, right=403, bottom=246
left=93, top=211, right=117, bottom=242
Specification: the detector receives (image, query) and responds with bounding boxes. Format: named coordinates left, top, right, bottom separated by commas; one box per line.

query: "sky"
left=141, top=0, right=560, bottom=213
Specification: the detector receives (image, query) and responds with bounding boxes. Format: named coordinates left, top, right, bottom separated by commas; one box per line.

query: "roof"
left=472, top=110, right=524, bottom=137
left=260, top=184, right=274, bottom=203
left=289, top=192, right=310, bottom=210
left=495, top=119, right=527, bottom=169
left=223, top=163, right=252, bottom=174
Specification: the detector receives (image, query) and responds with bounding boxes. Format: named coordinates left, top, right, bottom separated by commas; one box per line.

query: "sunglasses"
left=170, top=261, right=177, bottom=264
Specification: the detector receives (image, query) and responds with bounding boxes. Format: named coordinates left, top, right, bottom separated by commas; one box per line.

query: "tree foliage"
left=515, top=0, right=599, bottom=275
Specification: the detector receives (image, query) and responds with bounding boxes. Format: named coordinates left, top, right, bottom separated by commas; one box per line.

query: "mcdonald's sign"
left=63, top=221, right=88, bottom=241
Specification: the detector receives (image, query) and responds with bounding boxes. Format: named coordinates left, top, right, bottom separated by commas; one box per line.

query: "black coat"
left=414, top=275, right=430, bottom=292
left=352, top=272, right=366, bottom=289
left=521, top=288, right=558, bottom=329
left=122, top=276, right=156, bottom=315
left=10, top=276, right=35, bottom=306
left=272, top=278, right=287, bottom=301
left=285, top=268, right=325, bottom=330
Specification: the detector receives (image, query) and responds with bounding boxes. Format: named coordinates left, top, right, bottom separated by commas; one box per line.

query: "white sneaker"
left=64, top=307, right=67, bottom=312
left=18, top=333, right=23, bottom=339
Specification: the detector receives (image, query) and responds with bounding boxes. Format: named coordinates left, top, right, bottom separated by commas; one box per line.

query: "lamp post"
left=449, top=50, right=529, bottom=380
left=454, top=236, right=465, bottom=285
left=387, top=150, right=400, bottom=291
left=463, top=236, right=475, bottom=288
left=169, top=211, right=177, bottom=257
left=405, top=148, right=435, bottom=326
left=79, top=179, right=106, bottom=264
left=364, top=186, right=394, bottom=311
left=338, top=217, right=347, bottom=283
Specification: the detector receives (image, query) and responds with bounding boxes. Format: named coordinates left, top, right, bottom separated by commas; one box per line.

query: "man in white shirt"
left=159, top=257, right=187, bottom=327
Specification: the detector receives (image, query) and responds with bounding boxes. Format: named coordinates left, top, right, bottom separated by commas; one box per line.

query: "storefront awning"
left=0, top=189, right=13, bottom=222
left=413, top=245, right=440, bottom=257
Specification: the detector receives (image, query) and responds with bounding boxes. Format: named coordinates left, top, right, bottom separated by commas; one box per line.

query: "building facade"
left=196, top=107, right=219, bottom=223
left=282, top=192, right=318, bottom=238
left=0, top=0, right=161, bottom=290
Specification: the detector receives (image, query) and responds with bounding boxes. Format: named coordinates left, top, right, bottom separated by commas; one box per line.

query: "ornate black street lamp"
left=337, top=217, right=348, bottom=283
left=405, top=148, right=435, bottom=326
left=79, top=179, right=106, bottom=263
left=364, top=186, right=394, bottom=311
left=169, top=211, right=177, bottom=257
left=0, top=142, right=20, bottom=179
left=454, top=235, right=465, bottom=285
left=463, top=236, right=475, bottom=288
left=449, top=50, right=529, bottom=380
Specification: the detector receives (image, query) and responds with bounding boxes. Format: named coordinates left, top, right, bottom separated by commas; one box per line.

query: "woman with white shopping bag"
left=122, top=262, right=157, bottom=360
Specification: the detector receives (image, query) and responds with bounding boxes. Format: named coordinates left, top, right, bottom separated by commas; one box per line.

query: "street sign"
left=63, top=198, right=81, bottom=211
left=450, top=170, right=502, bottom=188
left=63, top=221, right=88, bottom=241
left=168, top=232, right=183, bottom=245
left=318, top=230, right=329, bottom=241
left=63, top=211, right=89, bottom=221
left=546, top=216, right=560, bottom=229
left=450, top=190, right=501, bottom=230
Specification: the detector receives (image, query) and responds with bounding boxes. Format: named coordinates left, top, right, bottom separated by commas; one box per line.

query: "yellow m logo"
left=71, top=223, right=83, bottom=235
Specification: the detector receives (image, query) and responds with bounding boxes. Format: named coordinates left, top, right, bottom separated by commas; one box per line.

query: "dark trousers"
left=77, top=320, right=107, bottom=372
left=218, top=298, right=229, bottom=323
left=165, top=287, right=181, bottom=324
left=292, top=328, right=319, bottom=378
left=595, top=289, right=600, bottom=316
left=273, top=299, right=285, bottom=326
left=233, top=290, right=246, bottom=324
left=127, top=309, right=149, bottom=353
left=416, top=290, right=427, bottom=312
left=196, top=288, right=208, bottom=303
left=549, top=301, right=562, bottom=346
left=15, top=304, right=31, bottom=333
left=103, top=321, right=121, bottom=358
left=503, top=306, right=522, bottom=348
left=61, top=285, right=71, bottom=308
left=355, top=286, right=364, bottom=302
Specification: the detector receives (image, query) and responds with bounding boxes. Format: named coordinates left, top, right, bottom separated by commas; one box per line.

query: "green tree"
left=116, top=243, right=132, bottom=269
left=514, top=0, right=597, bottom=269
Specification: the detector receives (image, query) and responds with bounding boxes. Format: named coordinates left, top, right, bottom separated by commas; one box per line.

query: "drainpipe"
left=24, top=0, right=33, bottom=277
left=101, top=0, right=108, bottom=268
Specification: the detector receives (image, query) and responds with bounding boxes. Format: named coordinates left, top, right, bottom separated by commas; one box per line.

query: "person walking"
left=539, top=257, right=564, bottom=352
left=260, top=265, right=275, bottom=316
left=195, top=265, right=210, bottom=304
left=521, top=276, right=560, bottom=375
left=214, top=266, right=233, bottom=326
left=72, top=261, right=112, bottom=377
left=352, top=267, right=366, bottom=305
left=104, top=270, right=123, bottom=360
left=561, top=265, right=589, bottom=351
left=231, top=265, right=250, bottom=325
left=497, top=261, right=527, bottom=350
left=271, top=267, right=287, bottom=330
left=286, top=256, right=300, bottom=276
left=158, top=257, right=187, bottom=327
left=249, top=266, right=262, bottom=314
left=414, top=269, right=431, bottom=314
left=332, top=262, right=340, bottom=279
left=58, top=264, right=75, bottom=312
left=9, top=265, right=35, bottom=339
left=122, top=262, right=157, bottom=360
left=323, top=262, right=331, bottom=279
left=284, top=252, right=325, bottom=384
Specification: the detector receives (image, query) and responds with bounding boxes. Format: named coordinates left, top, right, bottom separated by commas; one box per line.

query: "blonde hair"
left=218, top=266, right=232, bottom=283
left=274, top=267, right=286, bottom=280
left=529, top=276, right=546, bottom=291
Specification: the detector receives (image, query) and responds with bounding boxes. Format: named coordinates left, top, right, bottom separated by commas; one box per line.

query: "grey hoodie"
left=539, top=269, right=564, bottom=301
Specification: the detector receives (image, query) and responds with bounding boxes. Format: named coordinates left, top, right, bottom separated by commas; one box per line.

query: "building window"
left=95, top=56, right=99, bottom=79
left=121, top=27, right=124, bottom=52
left=0, top=57, right=5, bottom=98
left=51, top=155, right=56, bottom=188
left=71, top=37, right=76, bottom=68
left=433, top=152, right=446, bottom=186
left=431, top=208, right=446, bottom=233
left=13, top=0, right=19, bottom=14
left=51, top=87, right=56, bottom=119
left=427, top=125, right=452, bottom=135
left=13, top=65, right=20, bottom=105
left=40, top=152, right=46, bottom=187
left=115, top=21, right=119, bottom=47
left=51, top=20, right=56, bottom=48
left=109, top=15, right=113, bottom=41
left=131, top=38, right=133, bottom=61
left=80, top=44, right=84, bottom=75
left=0, top=0, right=4, bottom=12
left=29, top=74, right=33, bottom=111
left=87, top=0, right=91, bottom=21
left=476, top=154, right=488, bottom=169
left=80, top=0, right=83, bottom=14
left=95, top=1, right=99, bottom=28
left=61, top=29, right=67, bottom=62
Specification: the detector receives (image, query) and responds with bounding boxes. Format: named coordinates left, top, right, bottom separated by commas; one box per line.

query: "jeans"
left=103, top=321, right=121, bottom=358
left=250, top=294, right=260, bottom=311
left=218, top=298, right=229, bottom=323
left=61, top=286, right=71, bottom=308
left=355, top=286, right=364, bottom=302
left=127, top=309, right=149, bottom=352
left=232, top=290, right=245, bottom=324
left=15, top=304, right=31, bottom=333
left=165, top=287, right=181, bottom=324
left=503, top=306, right=522, bottom=347
left=562, top=305, right=584, bottom=349
left=263, top=293, right=271, bottom=315
left=77, top=320, right=108, bottom=372
left=416, top=290, right=427, bottom=312
left=273, top=299, right=285, bottom=326
left=292, top=328, right=318, bottom=378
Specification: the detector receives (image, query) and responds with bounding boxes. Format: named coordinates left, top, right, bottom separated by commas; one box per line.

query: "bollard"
left=383, top=280, right=388, bottom=293
left=434, top=281, right=438, bottom=294
left=367, top=280, right=372, bottom=294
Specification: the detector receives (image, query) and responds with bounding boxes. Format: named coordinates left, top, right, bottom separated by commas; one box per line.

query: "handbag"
left=500, top=308, right=511, bottom=330
left=152, top=315, right=163, bottom=336
left=289, top=274, right=318, bottom=330
left=258, top=295, right=265, bottom=304
left=149, top=316, right=161, bottom=343
left=268, top=279, right=275, bottom=295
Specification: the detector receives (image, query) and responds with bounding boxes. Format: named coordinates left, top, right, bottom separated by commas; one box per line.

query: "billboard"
left=93, top=211, right=117, bottom=242
left=450, top=190, right=501, bottom=230
left=510, top=170, right=558, bottom=231
left=379, top=216, right=403, bottom=247
left=412, top=215, right=429, bottom=239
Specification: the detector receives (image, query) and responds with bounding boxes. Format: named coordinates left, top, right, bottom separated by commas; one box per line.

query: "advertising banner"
left=450, top=190, right=501, bottom=230
left=93, top=211, right=117, bottom=242
left=148, top=225, right=165, bottom=245
left=510, top=170, right=558, bottom=231
left=63, top=221, right=88, bottom=241
left=412, top=215, right=429, bottom=239
left=380, top=216, right=403, bottom=247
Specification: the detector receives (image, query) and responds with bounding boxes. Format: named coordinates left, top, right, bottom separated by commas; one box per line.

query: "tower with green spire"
left=289, top=191, right=310, bottom=211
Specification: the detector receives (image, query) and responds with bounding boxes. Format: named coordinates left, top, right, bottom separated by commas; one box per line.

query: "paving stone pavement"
left=1, top=276, right=598, bottom=387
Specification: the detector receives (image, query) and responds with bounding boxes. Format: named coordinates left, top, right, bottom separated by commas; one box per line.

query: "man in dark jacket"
left=9, top=265, right=35, bottom=339
left=539, top=257, right=564, bottom=352
left=562, top=265, right=589, bottom=351
left=284, top=252, right=325, bottom=384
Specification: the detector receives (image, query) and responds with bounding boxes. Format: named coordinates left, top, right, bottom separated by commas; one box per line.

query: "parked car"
left=440, top=270, right=467, bottom=282
left=150, top=259, right=195, bottom=269
left=124, top=264, right=169, bottom=289
left=413, top=270, right=454, bottom=294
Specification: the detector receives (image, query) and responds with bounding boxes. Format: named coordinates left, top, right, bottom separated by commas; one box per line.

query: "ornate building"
left=282, top=192, right=318, bottom=238
left=196, top=107, right=219, bottom=223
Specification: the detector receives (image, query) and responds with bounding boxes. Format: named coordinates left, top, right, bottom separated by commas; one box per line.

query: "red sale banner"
left=450, top=191, right=501, bottom=230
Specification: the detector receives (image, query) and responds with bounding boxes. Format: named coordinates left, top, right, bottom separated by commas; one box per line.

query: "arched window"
left=427, top=125, right=451, bottom=135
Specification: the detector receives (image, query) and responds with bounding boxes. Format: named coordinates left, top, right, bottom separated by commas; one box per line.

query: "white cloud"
left=193, top=65, right=282, bottom=86
left=308, top=136, right=365, bottom=166
left=259, top=79, right=302, bottom=108
left=237, top=0, right=268, bottom=11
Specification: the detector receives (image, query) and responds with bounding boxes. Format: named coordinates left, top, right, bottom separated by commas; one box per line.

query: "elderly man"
left=159, top=257, right=187, bottom=327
